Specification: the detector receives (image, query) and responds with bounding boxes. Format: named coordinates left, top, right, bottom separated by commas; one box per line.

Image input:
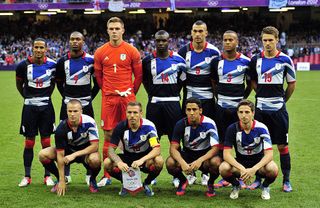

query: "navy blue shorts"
left=236, top=157, right=262, bottom=168
left=59, top=101, right=94, bottom=121
left=146, top=101, right=182, bottom=140
left=215, top=104, right=238, bottom=143
left=255, top=106, right=289, bottom=145
left=180, top=149, right=210, bottom=172
left=118, top=153, right=150, bottom=173
left=20, top=102, right=55, bottom=137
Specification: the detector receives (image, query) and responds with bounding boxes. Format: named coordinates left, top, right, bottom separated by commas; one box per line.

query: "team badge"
left=83, top=65, right=88, bottom=73
left=171, top=64, right=177, bottom=70
left=67, top=131, right=73, bottom=142
left=205, top=57, right=211, bottom=64
left=81, top=132, right=88, bottom=138
left=200, top=132, right=206, bottom=139
left=254, top=137, right=261, bottom=144
left=275, top=63, right=282, bottom=70
left=140, top=135, right=147, bottom=141
left=46, top=69, right=51, bottom=76
left=120, top=54, right=126, bottom=61
left=236, top=132, right=242, bottom=144
left=237, top=65, right=243, bottom=72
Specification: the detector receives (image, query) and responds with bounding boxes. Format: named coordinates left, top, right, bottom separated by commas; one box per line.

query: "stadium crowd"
left=1, top=14, right=320, bottom=65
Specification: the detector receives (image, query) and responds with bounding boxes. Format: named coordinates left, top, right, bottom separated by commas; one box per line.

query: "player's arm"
left=132, top=51, right=142, bottom=94
left=223, top=148, right=246, bottom=173
left=55, top=58, right=65, bottom=96
left=56, top=149, right=66, bottom=196
left=132, top=137, right=161, bottom=169
left=91, top=74, right=100, bottom=100
left=170, top=142, right=191, bottom=174
left=93, top=51, right=103, bottom=89
left=243, top=78, right=252, bottom=99
left=142, top=57, right=150, bottom=94
left=15, top=62, right=25, bottom=98
left=252, top=149, right=273, bottom=173
left=64, top=141, right=98, bottom=164
left=191, top=145, right=219, bottom=171
left=285, top=82, right=296, bottom=102
left=16, top=79, right=24, bottom=98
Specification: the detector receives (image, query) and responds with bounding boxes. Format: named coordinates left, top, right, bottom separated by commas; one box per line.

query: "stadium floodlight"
left=0, top=12, right=13, bottom=15
left=84, top=10, right=101, bottom=14
left=57, top=10, right=67, bottom=13
left=24, top=11, right=36, bottom=14
left=221, top=9, right=240, bottom=13
left=174, top=9, right=193, bottom=13
left=166, top=7, right=171, bottom=12
left=48, top=9, right=61, bottom=12
left=242, top=7, right=248, bottom=11
left=85, top=8, right=95, bottom=11
left=269, top=8, right=288, bottom=12
left=285, top=7, right=295, bottom=10
left=39, top=11, right=57, bottom=15
left=204, top=8, right=208, bottom=12
left=128, top=9, right=146, bottom=14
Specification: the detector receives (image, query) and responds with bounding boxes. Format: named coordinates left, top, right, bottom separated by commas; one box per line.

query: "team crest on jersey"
left=236, top=132, right=242, bottom=144
left=81, top=132, right=88, bottom=138
left=237, top=65, right=244, bottom=72
left=140, top=135, right=147, bottom=141
left=254, top=137, right=260, bottom=144
left=120, top=54, right=126, bottom=61
left=275, top=63, right=282, bottom=70
left=205, top=57, right=211, bottom=64
left=46, top=69, right=51, bottom=76
left=67, top=132, right=73, bottom=142
left=171, top=64, right=177, bottom=71
left=200, top=132, right=206, bottom=139
left=83, top=65, right=88, bottom=73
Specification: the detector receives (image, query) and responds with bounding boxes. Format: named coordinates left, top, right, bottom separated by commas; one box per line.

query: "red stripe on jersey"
left=224, top=146, right=232, bottom=150
left=90, top=140, right=99, bottom=143
left=56, top=149, right=64, bottom=152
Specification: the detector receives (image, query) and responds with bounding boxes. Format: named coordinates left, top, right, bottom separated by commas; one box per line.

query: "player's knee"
left=154, top=156, right=164, bottom=170
left=40, top=137, right=51, bottom=148
left=104, top=130, right=112, bottom=141
left=266, top=161, right=279, bottom=177
left=210, top=156, right=222, bottom=169
left=25, top=139, right=35, bottom=149
left=219, top=161, right=231, bottom=176
left=87, top=154, right=101, bottom=168
left=165, top=156, right=176, bottom=169
left=103, top=158, right=113, bottom=171
left=38, top=147, right=55, bottom=161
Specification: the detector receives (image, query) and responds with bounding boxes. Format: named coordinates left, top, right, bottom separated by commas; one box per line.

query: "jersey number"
left=74, top=75, right=78, bottom=84
left=35, top=78, right=43, bottom=88
left=227, top=73, right=232, bottom=82
left=161, top=73, right=169, bottom=83
left=196, top=67, right=200, bottom=75
left=264, top=72, right=272, bottom=82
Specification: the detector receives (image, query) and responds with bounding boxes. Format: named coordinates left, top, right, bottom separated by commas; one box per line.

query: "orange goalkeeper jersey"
left=94, top=41, right=142, bottom=95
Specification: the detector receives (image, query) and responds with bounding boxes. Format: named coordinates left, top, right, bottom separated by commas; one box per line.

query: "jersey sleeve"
left=54, top=122, right=67, bottom=150
left=260, top=123, right=272, bottom=150
left=209, top=122, right=220, bottom=147
left=55, top=58, right=65, bottom=82
left=171, top=120, right=184, bottom=145
left=210, top=58, right=220, bottom=83
left=147, top=125, right=160, bottom=148
left=110, top=122, right=124, bottom=147
left=224, top=124, right=236, bottom=149
left=93, top=48, right=103, bottom=88
left=15, top=61, right=26, bottom=80
left=285, top=57, right=296, bottom=83
left=88, top=118, right=99, bottom=142
left=131, top=46, right=142, bottom=94
left=142, top=56, right=151, bottom=95
left=248, top=55, right=258, bottom=81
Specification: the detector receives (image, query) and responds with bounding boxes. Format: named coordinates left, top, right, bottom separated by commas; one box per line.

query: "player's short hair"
left=155, top=30, right=169, bottom=38
left=33, top=38, right=47, bottom=47
left=237, top=99, right=255, bottom=112
left=70, top=31, right=85, bottom=41
left=185, top=97, right=202, bottom=109
left=127, top=101, right=142, bottom=112
left=261, top=26, right=279, bottom=39
left=193, top=20, right=206, bottom=27
left=107, top=17, right=124, bottom=28
left=67, top=99, right=83, bottom=109
left=224, top=30, right=238, bottom=39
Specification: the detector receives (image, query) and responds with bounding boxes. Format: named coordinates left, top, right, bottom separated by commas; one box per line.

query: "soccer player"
left=166, top=97, right=221, bottom=197
left=56, top=31, right=99, bottom=184
left=16, top=38, right=56, bottom=187
left=39, top=99, right=101, bottom=196
left=103, top=101, right=164, bottom=196
left=249, top=26, right=296, bottom=192
left=211, top=30, right=252, bottom=188
left=178, top=20, right=220, bottom=185
left=219, top=99, right=278, bottom=200
left=94, top=17, right=142, bottom=187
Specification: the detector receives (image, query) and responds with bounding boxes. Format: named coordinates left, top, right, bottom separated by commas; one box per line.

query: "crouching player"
left=104, top=101, right=164, bottom=196
left=166, top=97, right=221, bottom=197
left=39, top=99, right=101, bottom=196
left=219, top=99, right=278, bottom=200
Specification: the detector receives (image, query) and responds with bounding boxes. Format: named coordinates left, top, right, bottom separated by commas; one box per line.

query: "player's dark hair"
left=261, top=26, right=279, bottom=39
left=127, top=101, right=143, bottom=112
left=33, top=38, right=47, bottom=47
left=185, top=97, right=202, bottom=109
left=224, top=30, right=238, bottom=39
left=193, top=20, right=206, bottom=27
left=67, top=99, right=83, bottom=108
left=107, top=17, right=124, bottom=28
left=70, top=31, right=85, bottom=41
left=155, top=30, right=169, bottom=38
left=237, top=99, right=255, bottom=112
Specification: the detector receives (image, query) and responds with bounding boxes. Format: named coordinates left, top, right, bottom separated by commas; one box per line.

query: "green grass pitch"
left=0, top=71, right=319, bottom=208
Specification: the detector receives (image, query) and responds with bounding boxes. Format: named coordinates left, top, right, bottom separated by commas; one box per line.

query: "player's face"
left=107, top=22, right=124, bottom=42
left=191, top=24, right=208, bottom=44
left=69, top=33, right=84, bottom=52
left=186, top=103, right=203, bottom=124
left=223, top=33, right=238, bottom=52
left=126, top=105, right=142, bottom=127
left=32, top=41, right=47, bottom=59
left=67, top=103, right=83, bottom=124
left=262, top=34, right=278, bottom=53
left=237, top=105, right=254, bottom=125
left=155, top=34, right=169, bottom=53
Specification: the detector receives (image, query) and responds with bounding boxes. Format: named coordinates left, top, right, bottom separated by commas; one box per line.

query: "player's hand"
left=131, top=159, right=144, bottom=169
left=57, top=181, right=66, bottom=196
left=190, top=159, right=202, bottom=171
left=117, top=161, right=130, bottom=172
left=240, top=168, right=256, bottom=184
left=181, top=162, right=192, bottom=175
left=64, top=155, right=75, bottom=165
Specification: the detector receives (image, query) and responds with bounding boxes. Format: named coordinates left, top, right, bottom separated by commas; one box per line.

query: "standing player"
left=249, top=26, right=296, bottom=192
left=219, top=99, right=278, bottom=200
left=16, top=38, right=56, bottom=187
left=142, top=30, right=186, bottom=187
left=39, top=99, right=101, bottom=196
left=94, top=17, right=143, bottom=186
left=103, top=102, right=164, bottom=196
left=178, top=20, right=220, bottom=185
left=211, top=30, right=252, bottom=188
left=56, top=31, right=99, bottom=184
left=166, top=98, right=221, bottom=197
